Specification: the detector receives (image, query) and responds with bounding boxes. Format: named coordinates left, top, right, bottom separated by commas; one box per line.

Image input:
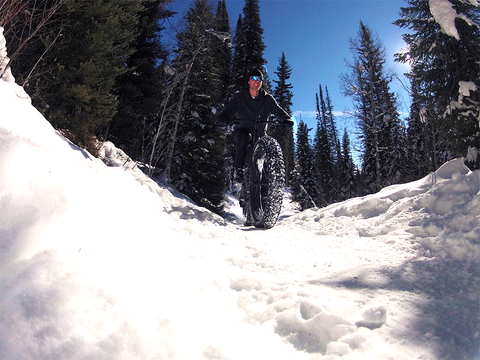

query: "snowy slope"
left=1, top=43, right=480, bottom=360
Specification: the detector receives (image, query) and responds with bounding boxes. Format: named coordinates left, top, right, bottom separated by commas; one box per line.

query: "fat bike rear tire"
left=249, top=135, right=285, bottom=229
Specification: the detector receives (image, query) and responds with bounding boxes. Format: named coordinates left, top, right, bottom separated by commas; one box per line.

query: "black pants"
left=233, top=121, right=267, bottom=171
left=234, top=128, right=252, bottom=171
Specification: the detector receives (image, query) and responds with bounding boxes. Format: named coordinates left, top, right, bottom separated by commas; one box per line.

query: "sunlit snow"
left=429, top=0, right=461, bottom=40
left=1, top=27, right=479, bottom=360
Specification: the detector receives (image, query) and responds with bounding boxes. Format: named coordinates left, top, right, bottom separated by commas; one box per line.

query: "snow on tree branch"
left=428, top=0, right=478, bottom=40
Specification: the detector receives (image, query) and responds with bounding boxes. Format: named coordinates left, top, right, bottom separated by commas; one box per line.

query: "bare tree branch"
left=1, top=0, right=66, bottom=78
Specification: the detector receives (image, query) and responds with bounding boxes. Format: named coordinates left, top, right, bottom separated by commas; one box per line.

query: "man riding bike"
left=218, top=69, right=293, bottom=182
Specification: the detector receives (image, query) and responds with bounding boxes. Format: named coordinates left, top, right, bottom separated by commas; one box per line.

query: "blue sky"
left=167, top=0, right=411, bottom=147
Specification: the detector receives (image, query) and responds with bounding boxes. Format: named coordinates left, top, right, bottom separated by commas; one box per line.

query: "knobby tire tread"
left=249, top=135, right=285, bottom=229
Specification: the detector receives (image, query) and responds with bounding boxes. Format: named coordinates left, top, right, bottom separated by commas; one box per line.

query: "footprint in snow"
left=355, top=304, right=387, bottom=329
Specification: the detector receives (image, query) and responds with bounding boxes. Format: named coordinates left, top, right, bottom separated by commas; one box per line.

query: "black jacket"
left=219, top=88, right=293, bottom=135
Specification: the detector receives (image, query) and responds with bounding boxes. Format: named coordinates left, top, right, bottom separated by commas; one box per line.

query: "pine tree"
left=212, top=0, right=234, bottom=191
left=341, top=21, right=405, bottom=194
left=272, top=52, right=293, bottom=113
left=242, top=0, right=265, bottom=74
left=231, top=14, right=246, bottom=91
left=108, top=0, right=173, bottom=161
left=323, top=88, right=338, bottom=158
left=380, top=89, right=409, bottom=184
left=169, top=0, right=227, bottom=214
left=232, top=0, right=266, bottom=91
left=394, top=0, right=480, bottom=170
left=339, top=129, right=356, bottom=200
left=21, top=0, right=144, bottom=154
left=294, top=120, right=319, bottom=210
left=213, top=0, right=232, bottom=103
left=271, top=52, right=294, bottom=185
left=313, top=86, right=333, bottom=206
left=289, top=161, right=303, bottom=208
left=405, top=83, right=433, bottom=181
left=324, top=86, right=341, bottom=201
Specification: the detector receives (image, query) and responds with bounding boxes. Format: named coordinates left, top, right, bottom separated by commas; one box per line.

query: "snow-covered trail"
left=1, top=55, right=479, bottom=358
left=175, top=200, right=479, bottom=359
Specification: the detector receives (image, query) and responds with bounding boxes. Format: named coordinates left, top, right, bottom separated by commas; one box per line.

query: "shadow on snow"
left=310, top=258, right=480, bottom=360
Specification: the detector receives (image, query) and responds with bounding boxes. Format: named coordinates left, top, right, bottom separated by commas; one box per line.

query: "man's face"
left=248, top=76, right=262, bottom=91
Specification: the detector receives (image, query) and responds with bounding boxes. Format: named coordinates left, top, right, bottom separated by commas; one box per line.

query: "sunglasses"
left=250, top=76, right=262, bottom=82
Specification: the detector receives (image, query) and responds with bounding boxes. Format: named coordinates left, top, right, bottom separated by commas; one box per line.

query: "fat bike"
left=236, top=120, right=286, bottom=229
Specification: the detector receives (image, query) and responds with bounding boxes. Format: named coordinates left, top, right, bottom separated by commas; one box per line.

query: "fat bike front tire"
left=249, top=135, right=285, bottom=229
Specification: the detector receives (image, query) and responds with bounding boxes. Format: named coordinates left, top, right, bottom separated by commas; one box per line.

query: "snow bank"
left=0, top=73, right=304, bottom=359
left=289, top=157, right=480, bottom=260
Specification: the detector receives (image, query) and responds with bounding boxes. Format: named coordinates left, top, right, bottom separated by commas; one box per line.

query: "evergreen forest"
left=1, top=0, right=479, bottom=214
